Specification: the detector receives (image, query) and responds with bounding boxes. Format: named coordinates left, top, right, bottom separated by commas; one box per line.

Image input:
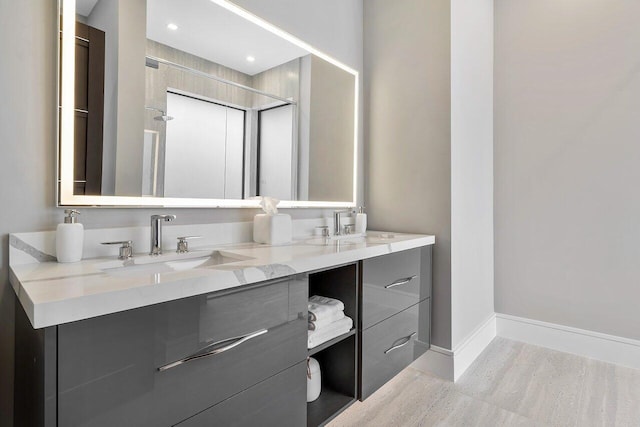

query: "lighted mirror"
left=58, top=0, right=358, bottom=207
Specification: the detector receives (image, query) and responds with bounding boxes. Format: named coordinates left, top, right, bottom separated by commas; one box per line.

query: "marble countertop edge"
left=11, top=232, right=435, bottom=329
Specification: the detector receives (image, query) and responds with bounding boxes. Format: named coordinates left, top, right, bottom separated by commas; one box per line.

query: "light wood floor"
left=329, top=337, right=640, bottom=426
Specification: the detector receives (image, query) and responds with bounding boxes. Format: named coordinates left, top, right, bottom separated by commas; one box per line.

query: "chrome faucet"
left=150, top=214, right=176, bottom=255
left=333, top=209, right=353, bottom=236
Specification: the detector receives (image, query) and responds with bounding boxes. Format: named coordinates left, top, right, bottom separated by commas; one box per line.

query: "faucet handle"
left=176, top=236, right=202, bottom=253
left=315, top=226, right=330, bottom=237
left=101, top=241, right=133, bottom=260
left=151, top=214, right=176, bottom=221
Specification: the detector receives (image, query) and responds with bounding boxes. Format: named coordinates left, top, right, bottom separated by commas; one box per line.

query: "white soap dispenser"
left=56, top=209, right=84, bottom=263
left=355, top=206, right=367, bottom=234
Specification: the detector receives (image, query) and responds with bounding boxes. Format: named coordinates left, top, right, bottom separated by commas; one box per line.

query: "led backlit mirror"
left=58, top=0, right=358, bottom=207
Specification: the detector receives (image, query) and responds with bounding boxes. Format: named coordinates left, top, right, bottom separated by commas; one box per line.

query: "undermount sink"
left=98, top=250, right=251, bottom=277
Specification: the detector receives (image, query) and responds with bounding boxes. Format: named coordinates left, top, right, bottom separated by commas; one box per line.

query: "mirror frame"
left=58, top=0, right=358, bottom=208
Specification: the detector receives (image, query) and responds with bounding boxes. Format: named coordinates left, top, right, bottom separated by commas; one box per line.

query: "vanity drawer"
left=362, top=247, right=431, bottom=329
left=177, top=361, right=306, bottom=427
left=57, top=276, right=308, bottom=427
left=361, top=298, right=430, bottom=400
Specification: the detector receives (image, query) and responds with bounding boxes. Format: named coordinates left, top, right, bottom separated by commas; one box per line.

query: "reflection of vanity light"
left=167, top=23, right=178, bottom=30
left=246, top=55, right=255, bottom=62
left=60, top=0, right=76, bottom=201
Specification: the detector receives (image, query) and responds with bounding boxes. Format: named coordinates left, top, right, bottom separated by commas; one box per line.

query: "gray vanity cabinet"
left=177, top=361, right=307, bottom=426
left=359, top=247, right=432, bottom=400
left=56, top=276, right=308, bottom=427
left=361, top=247, right=431, bottom=329
left=361, top=299, right=430, bottom=399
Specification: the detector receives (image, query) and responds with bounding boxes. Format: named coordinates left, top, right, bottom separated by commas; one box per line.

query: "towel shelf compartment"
left=307, top=263, right=359, bottom=426
left=308, top=329, right=356, bottom=356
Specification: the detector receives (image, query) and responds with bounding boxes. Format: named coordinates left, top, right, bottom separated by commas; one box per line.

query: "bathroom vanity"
left=11, top=230, right=434, bottom=427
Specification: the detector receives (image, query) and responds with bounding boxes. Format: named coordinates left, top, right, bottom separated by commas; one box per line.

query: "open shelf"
left=306, top=264, right=359, bottom=427
left=307, top=333, right=357, bottom=427
left=308, top=264, right=358, bottom=324
left=307, top=388, right=356, bottom=427
left=308, top=329, right=356, bottom=357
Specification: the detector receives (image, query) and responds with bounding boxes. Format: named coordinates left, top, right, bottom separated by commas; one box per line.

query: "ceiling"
left=146, top=0, right=309, bottom=75
left=76, top=0, right=99, bottom=17
left=76, top=0, right=309, bottom=76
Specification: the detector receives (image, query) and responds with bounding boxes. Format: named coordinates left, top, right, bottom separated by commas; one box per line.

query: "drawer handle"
left=157, top=329, right=268, bottom=372
left=384, top=275, right=417, bottom=289
left=384, top=332, right=417, bottom=354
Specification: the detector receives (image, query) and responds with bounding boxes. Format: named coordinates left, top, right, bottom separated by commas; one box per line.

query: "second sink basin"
left=98, top=250, right=251, bottom=277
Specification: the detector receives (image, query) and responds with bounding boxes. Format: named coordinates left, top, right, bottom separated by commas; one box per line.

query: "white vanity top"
left=10, top=230, right=434, bottom=329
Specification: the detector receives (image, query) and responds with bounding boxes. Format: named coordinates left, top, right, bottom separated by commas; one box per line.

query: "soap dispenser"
left=56, top=209, right=84, bottom=263
left=355, top=206, right=367, bottom=234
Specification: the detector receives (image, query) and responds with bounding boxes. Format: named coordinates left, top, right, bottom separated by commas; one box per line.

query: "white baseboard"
left=413, top=312, right=640, bottom=383
left=452, top=314, right=497, bottom=380
left=496, top=313, right=640, bottom=371
left=412, top=313, right=497, bottom=382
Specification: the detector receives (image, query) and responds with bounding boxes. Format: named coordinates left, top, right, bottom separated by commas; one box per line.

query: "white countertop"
left=10, top=231, right=434, bottom=329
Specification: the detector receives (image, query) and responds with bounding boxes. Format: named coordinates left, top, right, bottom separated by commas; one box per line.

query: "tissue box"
left=253, top=214, right=292, bottom=245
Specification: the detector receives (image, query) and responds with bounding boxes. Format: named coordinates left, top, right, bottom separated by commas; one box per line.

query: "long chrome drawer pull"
left=384, top=332, right=417, bottom=354
left=385, top=275, right=417, bottom=289
left=157, top=329, right=268, bottom=372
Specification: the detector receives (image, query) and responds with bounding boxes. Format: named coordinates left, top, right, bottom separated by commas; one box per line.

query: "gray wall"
left=308, top=55, right=355, bottom=202
left=114, top=0, right=146, bottom=196
left=364, top=0, right=452, bottom=349
left=0, top=3, right=59, bottom=422
left=252, top=58, right=300, bottom=106
left=494, top=0, right=640, bottom=340
left=0, top=1, right=362, bottom=425
left=298, top=55, right=312, bottom=200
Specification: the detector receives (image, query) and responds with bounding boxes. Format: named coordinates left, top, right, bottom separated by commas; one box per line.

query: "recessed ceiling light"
left=167, top=23, right=178, bottom=31
left=246, top=56, right=255, bottom=62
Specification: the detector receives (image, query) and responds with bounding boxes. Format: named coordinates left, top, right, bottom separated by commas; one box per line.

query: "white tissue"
left=259, top=196, right=280, bottom=215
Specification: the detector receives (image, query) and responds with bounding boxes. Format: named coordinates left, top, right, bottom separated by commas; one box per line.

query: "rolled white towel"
left=309, top=310, right=345, bottom=330
left=308, top=316, right=353, bottom=349
left=308, top=295, right=345, bottom=322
